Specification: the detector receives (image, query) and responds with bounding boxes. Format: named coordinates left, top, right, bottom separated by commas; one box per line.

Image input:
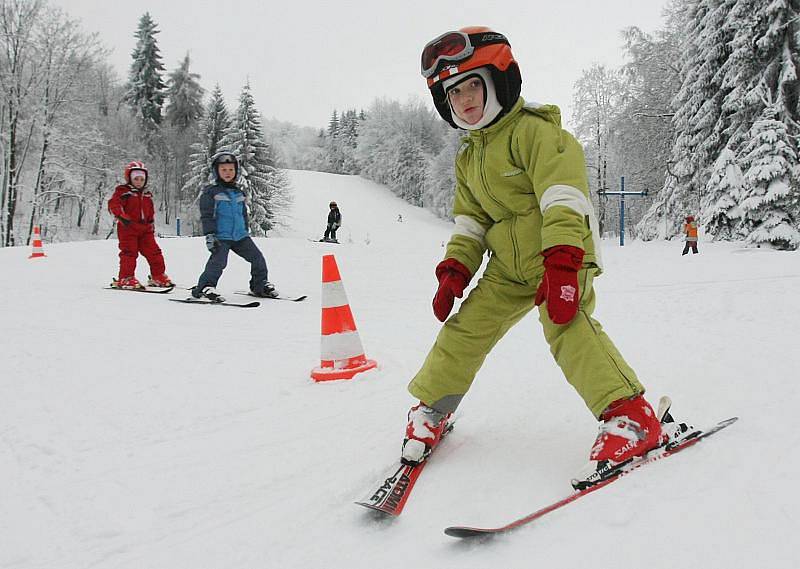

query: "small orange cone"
left=311, top=254, right=377, bottom=382
left=28, top=226, right=46, bottom=259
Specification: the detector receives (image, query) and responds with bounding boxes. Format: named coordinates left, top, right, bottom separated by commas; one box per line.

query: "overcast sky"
left=53, top=0, right=670, bottom=131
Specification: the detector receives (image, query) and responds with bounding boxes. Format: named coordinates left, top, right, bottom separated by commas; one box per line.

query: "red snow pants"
left=117, top=221, right=166, bottom=279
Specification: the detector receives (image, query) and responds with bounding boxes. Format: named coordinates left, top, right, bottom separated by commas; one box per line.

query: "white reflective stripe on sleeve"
left=452, top=215, right=486, bottom=247
left=540, top=184, right=604, bottom=270
left=321, top=332, right=366, bottom=361
left=322, top=280, right=349, bottom=308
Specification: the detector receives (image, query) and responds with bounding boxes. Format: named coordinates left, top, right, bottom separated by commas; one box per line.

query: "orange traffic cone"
left=28, top=226, right=46, bottom=259
left=311, top=254, right=377, bottom=382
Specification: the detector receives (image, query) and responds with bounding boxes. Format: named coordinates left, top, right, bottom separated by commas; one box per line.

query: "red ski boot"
left=590, top=395, right=667, bottom=463
left=148, top=274, right=174, bottom=288
left=112, top=276, right=144, bottom=290
left=401, top=402, right=451, bottom=465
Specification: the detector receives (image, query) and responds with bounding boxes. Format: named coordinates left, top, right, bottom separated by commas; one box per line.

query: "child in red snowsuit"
left=107, top=161, right=172, bottom=289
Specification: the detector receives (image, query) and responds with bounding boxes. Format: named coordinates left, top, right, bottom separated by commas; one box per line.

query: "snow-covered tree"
left=182, top=84, right=231, bottom=201
left=25, top=5, right=101, bottom=243
left=422, top=129, right=462, bottom=219
left=572, top=64, right=623, bottom=235
left=165, top=53, right=204, bottom=131
left=721, top=0, right=800, bottom=248
left=392, top=134, right=425, bottom=206
left=1, top=0, right=44, bottom=246
left=327, top=110, right=339, bottom=137
left=123, top=12, right=166, bottom=132
left=738, top=108, right=800, bottom=249
left=702, top=147, right=744, bottom=239
left=666, top=0, right=735, bottom=222
left=262, top=118, right=326, bottom=171
left=220, top=82, right=290, bottom=235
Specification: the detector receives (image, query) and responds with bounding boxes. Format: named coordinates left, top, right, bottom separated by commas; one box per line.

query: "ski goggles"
left=215, top=153, right=236, bottom=164
left=421, top=30, right=509, bottom=79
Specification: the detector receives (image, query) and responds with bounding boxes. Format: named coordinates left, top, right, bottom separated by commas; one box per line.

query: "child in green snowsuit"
left=401, top=28, right=666, bottom=480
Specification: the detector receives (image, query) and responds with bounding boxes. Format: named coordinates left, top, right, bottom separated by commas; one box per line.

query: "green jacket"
left=446, top=97, right=602, bottom=284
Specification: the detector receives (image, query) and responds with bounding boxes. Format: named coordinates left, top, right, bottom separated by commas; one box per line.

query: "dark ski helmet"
left=124, top=161, right=148, bottom=186
left=329, top=201, right=338, bottom=208
left=211, top=151, right=239, bottom=181
left=421, top=26, right=521, bottom=128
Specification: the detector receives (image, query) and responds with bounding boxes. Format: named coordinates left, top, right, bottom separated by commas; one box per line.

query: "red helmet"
left=124, top=161, right=148, bottom=185
left=421, top=27, right=521, bottom=128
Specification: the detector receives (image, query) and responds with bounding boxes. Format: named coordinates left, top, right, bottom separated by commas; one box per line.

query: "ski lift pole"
left=597, top=176, right=648, bottom=246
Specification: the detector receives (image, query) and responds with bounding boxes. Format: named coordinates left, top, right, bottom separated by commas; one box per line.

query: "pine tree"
left=339, top=109, right=360, bottom=174
left=702, top=147, right=744, bottom=239
left=327, top=110, right=340, bottom=137
left=220, top=82, right=290, bottom=235
left=165, top=53, right=204, bottom=131
left=738, top=108, right=800, bottom=249
left=183, top=84, right=231, bottom=200
left=123, top=12, right=166, bottom=132
left=723, top=0, right=800, bottom=248
left=667, top=0, right=735, bottom=225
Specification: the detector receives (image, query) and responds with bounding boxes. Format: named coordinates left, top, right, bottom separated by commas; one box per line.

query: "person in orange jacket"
left=682, top=215, right=699, bottom=255
left=107, top=161, right=173, bottom=289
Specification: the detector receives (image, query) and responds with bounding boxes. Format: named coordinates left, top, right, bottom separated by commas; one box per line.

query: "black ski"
left=234, top=291, right=307, bottom=302
left=168, top=297, right=260, bottom=308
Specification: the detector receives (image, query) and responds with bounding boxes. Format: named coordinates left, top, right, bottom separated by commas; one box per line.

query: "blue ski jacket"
left=199, top=182, right=250, bottom=241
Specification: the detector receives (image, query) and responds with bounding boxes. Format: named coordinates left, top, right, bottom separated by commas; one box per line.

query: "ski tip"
left=444, top=526, right=493, bottom=539
left=355, top=501, right=399, bottom=516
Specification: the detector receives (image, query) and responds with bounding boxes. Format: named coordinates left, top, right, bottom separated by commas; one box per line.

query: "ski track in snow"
left=0, top=169, right=798, bottom=568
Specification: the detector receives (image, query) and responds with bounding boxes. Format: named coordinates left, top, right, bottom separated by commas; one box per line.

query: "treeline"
left=0, top=1, right=289, bottom=247
left=570, top=0, right=800, bottom=250
left=311, top=99, right=463, bottom=220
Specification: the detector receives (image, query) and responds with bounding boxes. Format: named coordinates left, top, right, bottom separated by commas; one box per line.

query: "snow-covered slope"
left=0, top=170, right=797, bottom=569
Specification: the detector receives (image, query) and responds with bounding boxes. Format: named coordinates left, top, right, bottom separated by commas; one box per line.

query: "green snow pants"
left=408, top=264, right=644, bottom=418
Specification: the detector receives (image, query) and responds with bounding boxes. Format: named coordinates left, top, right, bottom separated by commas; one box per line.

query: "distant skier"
left=321, top=201, right=341, bottom=243
left=191, top=151, right=278, bottom=302
left=682, top=215, right=699, bottom=255
left=107, top=161, right=173, bottom=289
left=397, top=214, right=403, bottom=222
left=402, top=27, right=670, bottom=487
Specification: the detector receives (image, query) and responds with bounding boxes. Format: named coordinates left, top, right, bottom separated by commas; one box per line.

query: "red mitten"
left=432, top=258, right=471, bottom=322
left=534, top=245, right=585, bottom=325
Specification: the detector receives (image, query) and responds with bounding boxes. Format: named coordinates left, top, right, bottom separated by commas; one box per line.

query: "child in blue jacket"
left=191, top=152, right=278, bottom=301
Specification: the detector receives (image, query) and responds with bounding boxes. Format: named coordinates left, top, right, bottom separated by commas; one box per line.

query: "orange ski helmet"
left=124, top=161, right=148, bottom=185
left=421, top=26, right=521, bottom=128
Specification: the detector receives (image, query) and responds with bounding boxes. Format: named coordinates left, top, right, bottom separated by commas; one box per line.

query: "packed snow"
left=1, top=170, right=798, bottom=568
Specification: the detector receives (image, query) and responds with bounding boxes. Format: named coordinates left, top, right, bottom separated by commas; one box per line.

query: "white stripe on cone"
left=320, top=332, right=368, bottom=362
left=321, top=280, right=349, bottom=308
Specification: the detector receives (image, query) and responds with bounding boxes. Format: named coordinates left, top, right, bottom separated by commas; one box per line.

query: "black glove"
left=118, top=216, right=131, bottom=226
left=205, top=234, right=221, bottom=252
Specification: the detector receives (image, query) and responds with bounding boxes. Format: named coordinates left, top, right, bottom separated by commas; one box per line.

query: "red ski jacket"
left=108, top=184, right=155, bottom=224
